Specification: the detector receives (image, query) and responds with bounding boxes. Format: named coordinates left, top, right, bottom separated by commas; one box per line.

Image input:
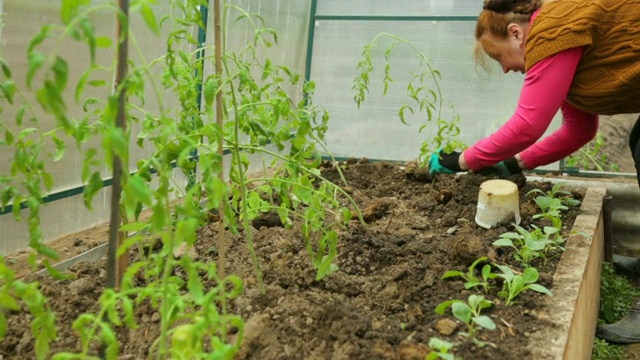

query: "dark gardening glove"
left=428, top=149, right=463, bottom=176
left=476, top=157, right=522, bottom=177
left=493, top=157, right=522, bottom=177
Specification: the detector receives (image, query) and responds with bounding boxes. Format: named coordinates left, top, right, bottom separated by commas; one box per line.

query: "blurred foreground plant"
left=0, top=0, right=363, bottom=358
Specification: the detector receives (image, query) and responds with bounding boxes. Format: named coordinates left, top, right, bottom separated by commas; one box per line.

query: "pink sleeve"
left=463, top=46, right=597, bottom=170
left=519, top=103, right=598, bottom=168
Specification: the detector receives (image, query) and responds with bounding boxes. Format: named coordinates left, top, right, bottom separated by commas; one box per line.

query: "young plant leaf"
left=473, top=315, right=496, bottom=330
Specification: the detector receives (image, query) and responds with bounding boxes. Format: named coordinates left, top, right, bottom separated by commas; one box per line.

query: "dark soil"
left=1, top=160, right=585, bottom=360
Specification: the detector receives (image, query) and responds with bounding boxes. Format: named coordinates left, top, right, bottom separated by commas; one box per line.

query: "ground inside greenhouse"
left=4, top=159, right=604, bottom=360
left=4, top=112, right=640, bottom=359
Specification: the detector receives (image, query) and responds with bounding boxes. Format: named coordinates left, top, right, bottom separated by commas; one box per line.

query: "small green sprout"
left=441, top=256, right=497, bottom=293
left=532, top=196, right=567, bottom=229
left=493, top=224, right=557, bottom=266
left=435, top=294, right=496, bottom=347
left=527, top=182, right=581, bottom=208
left=426, top=337, right=461, bottom=360
left=494, top=264, right=552, bottom=306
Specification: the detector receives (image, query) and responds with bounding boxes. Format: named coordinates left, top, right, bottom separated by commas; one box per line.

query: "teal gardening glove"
left=428, top=149, right=463, bottom=175
left=488, top=157, right=522, bottom=177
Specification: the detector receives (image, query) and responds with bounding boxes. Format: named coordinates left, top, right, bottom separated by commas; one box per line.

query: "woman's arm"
left=461, top=46, right=588, bottom=171
left=518, top=103, right=598, bottom=168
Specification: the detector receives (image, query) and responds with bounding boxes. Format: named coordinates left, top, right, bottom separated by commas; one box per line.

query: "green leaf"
left=15, top=103, right=27, bottom=126
left=52, top=57, right=69, bottom=90
left=0, top=58, right=12, bottom=78
left=543, top=226, right=560, bottom=235
left=2, top=80, right=16, bottom=104
left=78, top=17, right=97, bottom=63
left=88, top=80, right=106, bottom=87
left=99, top=322, right=119, bottom=358
left=95, top=36, right=113, bottom=48
left=435, top=300, right=455, bottom=315
left=0, top=293, right=19, bottom=311
left=564, top=198, right=581, bottom=207
left=104, top=126, right=128, bottom=161
left=36, top=245, right=60, bottom=260
left=398, top=105, right=414, bottom=125
left=0, top=312, right=7, bottom=339
left=119, top=221, right=149, bottom=232
left=26, top=52, right=46, bottom=90
left=473, top=315, right=496, bottom=330
left=127, top=175, right=152, bottom=205
left=441, top=270, right=464, bottom=279
left=120, top=296, right=136, bottom=328
left=52, top=136, right=67, bottom=161
left=176, top=218, right=199, bottom=246
left=494, top=263, right=514, bottom=276
left=468, top=294, right=484, bottom=309
left=28, top=25, right=51, bottom=53
left=183, top=258, right=204, bottom=302
left=451, top=302, right=471, bottom=323
left=340, top=207, right=352, bottom=223
left=528, top=284, right=553, bottom=296
left=41, top=259, right=74, bottom=280
left=116, top=234, right=143, bottom=257
left=204, top=78, right=218, bottom=107
left=492, top=238, right=514, bottom=247
left=140, top=4, right=160, bottom=35
left=522, top=267, right=539, bottom=283
left=499, top=232, right=523, bottom=239
left=61, top=0, right=89, bottom=25
left=83, top=171, right=104, bottom=209
left=482, top=264, right=496, bottom=280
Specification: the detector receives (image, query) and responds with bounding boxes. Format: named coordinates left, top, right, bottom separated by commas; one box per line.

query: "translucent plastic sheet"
left=318, top=0, right=480, bottom=17
left=0, top=1, right=183, bottom=186
left=0, top=0, right=312, bottom=253
left=205, top=0, right=311, bottom=106
left=309, top=19, right=561, bottom=162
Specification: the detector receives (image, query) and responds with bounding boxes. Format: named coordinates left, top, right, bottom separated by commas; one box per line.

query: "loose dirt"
left=2, top=161, right=587, bottom=360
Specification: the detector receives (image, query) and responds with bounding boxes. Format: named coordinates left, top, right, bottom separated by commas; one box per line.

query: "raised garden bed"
left=1, top=160, right=604, bottom=360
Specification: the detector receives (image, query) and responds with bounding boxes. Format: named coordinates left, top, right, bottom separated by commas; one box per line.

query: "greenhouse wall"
left=0, top=0, right=567, bottom=256
left=0, top=0, right=312, bottom=255
left=310, top=0, right=562, bottom=162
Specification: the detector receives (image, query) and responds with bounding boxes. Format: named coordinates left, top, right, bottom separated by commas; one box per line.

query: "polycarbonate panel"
left=0, top=0, right=112, bottom=184
left=310, top=19, right=561, bottom=163
left=0, top=1, right=196, bottom=252
left=205, top=0, right=311, bottom=105
left=0, top=1, right=186, bottom=187
left=317, top=0, right=482, bottom=17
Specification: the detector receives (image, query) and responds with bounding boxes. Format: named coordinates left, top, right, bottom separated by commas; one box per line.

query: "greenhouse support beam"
left=0, top=151, right=230, bottom=217
left=319, top=156, right=637, bottom=180
left=314, top=15, right=477, bottom=22
left=188, top=2, right=211, bottom=189
left=303, top=0, right=318, bottom=100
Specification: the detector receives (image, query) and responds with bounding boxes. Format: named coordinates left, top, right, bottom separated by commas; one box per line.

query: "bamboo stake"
left=106, top=0, right=129, bottom=290
left=213, top=0, right=227, bottom=279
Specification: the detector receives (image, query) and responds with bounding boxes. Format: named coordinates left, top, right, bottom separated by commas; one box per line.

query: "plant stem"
left=106, top=0, right=130, bottom=291
left=219, top=17, right=265, bottom=296
left=157, top=232, right=174, bottom=359
left=236, top=145, right=366, bottom=225
left=213, top=0, right=228, bottom=282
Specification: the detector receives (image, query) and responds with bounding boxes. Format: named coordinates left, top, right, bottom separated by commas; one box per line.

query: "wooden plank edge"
left=527, top=187, right=606, bottom=359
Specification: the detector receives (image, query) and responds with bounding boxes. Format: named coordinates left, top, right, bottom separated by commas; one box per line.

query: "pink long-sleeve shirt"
left=463, top=28, right=599, bottom=170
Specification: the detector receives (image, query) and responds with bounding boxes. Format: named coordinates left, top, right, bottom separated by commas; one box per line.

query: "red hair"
left=475, top=0, right=543, bottom=70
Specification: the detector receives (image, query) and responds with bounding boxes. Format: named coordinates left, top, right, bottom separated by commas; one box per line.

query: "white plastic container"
left=475, top=179, right=521, bottom=229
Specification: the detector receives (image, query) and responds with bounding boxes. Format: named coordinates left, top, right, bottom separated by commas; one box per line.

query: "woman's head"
left=475, top=0, right=543, bottom=73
